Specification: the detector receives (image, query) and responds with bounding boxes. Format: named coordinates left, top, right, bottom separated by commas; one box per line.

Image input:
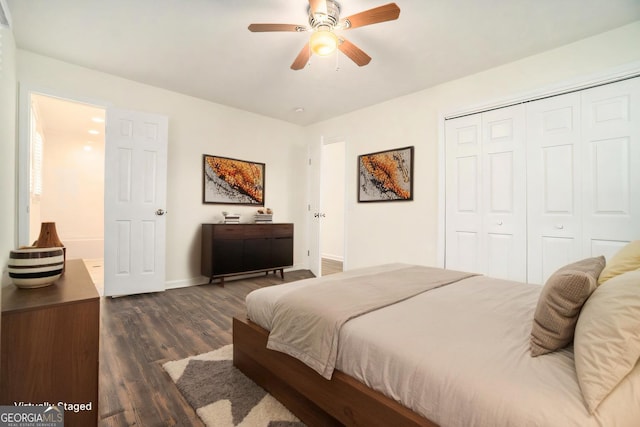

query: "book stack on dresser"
left=254, top=213, right=273, bottom=223
left=224, top=214, right=240, bottom=224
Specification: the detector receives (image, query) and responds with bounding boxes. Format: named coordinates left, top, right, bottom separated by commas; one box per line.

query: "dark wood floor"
left=98, top=269, right=314, bottom=427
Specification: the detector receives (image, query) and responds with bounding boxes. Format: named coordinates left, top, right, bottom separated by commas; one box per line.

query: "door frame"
left=437, top=61, right=640, bottom=269
left=17, top=83, right=111, bottom=246
left=321, top=138, right=347, bottom=269
left=308, top=135, right=348, bottom=276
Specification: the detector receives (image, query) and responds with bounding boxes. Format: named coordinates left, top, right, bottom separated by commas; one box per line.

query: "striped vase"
left=8, top=247, right=65, bottom=288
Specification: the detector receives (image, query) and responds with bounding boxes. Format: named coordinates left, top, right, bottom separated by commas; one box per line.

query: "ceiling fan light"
left=310, top=30, right=338, bottom=56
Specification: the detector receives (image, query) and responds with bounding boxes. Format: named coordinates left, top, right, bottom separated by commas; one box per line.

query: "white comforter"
left=266, top=264, right=474, bottom=379
left=246, top=264, right=640, bottom=427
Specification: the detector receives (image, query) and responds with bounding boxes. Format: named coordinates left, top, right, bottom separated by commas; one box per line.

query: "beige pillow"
left=574, top=270, right=640, bottom=413
left=598, top=240, right=640, bottom=285
left=530, top=256, right=605, bottom=357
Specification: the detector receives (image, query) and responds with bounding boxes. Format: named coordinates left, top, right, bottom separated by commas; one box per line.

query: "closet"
left=445, top=77, right=640, bottom=284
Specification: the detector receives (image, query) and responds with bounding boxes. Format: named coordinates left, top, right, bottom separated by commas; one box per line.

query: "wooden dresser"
left=1, top=259, right=100, bottom=427
left=201, top=223, right=294, bottom=285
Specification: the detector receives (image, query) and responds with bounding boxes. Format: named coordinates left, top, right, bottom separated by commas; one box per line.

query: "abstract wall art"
left=358, top=146, right=414, bottom=202
left=203, top=154, right=265, bottom=205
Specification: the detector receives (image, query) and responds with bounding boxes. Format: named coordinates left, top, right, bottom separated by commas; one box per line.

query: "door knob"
left=314, top=212, right=326, bottom=218
left=155, top=209, right=166, bottom=216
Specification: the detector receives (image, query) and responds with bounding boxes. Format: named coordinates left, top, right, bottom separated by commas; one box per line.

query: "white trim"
left=321, top=253, right=344, bottom=262
left=436, top=61, right=640, bottom=268
left=436, top=113, right=447, bottom=268
left=165, top=277, right=210, bottom=290
left=309, top=135, right=349, bottom=275
left=323, top=136, right=349, bottom=272
left=17, top=83, right=111, bottom=246
left=165, top=265, right=307, bottom=290
left=444, top=61, right=640, bottom=120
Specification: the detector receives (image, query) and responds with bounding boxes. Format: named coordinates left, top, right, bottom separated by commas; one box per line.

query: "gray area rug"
left=163, top=344, right=305, bottom=427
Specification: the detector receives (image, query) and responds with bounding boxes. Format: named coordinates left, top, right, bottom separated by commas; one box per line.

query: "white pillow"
left=574, top=270, right=640, bottom=413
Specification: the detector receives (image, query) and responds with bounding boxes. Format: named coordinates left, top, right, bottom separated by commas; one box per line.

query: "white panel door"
left=104, top=108, right=168, bottom=296
left=582, top=77, right=640, bottom=259
left=526, top=92, right=582, bottom=284
left=445, top=114, right=482, bottom=273
left=481, top=105, right=527, bottom=281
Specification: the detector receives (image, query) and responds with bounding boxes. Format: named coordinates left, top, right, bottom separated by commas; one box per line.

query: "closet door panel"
left=526, top=93, right=582, bottom=284
left=454, top=231, right=481, bottom=273
left=446, top=77, right=640, bottom=283
left=482, top=105, right=527, bottom=281
left=590, top=239, right=628, bottom=262
left=541, top=236, right=575, bottom=281
left=591, top=138, right=629, bottom=213
left=486, top=233, right=515, bottom=279
left=445, top=115, right=483, bottom=273
left=582, top=77, right=640, bottom=257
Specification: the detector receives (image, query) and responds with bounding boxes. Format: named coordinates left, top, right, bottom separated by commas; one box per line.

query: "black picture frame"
left=358, top=146, right=414, bottom=202
left=203, top=154, right=265, bottom=206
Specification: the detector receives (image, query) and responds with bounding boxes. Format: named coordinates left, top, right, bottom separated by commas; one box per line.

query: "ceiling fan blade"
left=291, top=43, right=311, bottom=70
left=309, top=0, right=328, bottom=15
left=338, top=38, right=371, bottom=67
left=343, top=3, right=400, bottom=29
left=248, top=23, right=304, bottom=32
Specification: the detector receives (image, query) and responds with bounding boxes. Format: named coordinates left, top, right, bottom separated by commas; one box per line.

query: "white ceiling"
left=31, top=93, right=105, bottom=146
left=7, top=0, right=640, bottom=126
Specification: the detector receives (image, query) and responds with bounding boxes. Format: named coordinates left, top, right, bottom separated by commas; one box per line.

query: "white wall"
left=320, top=141, right=345, bottom=261
left=16, top=51, right=308, bottom=287
left=306, top=21, right=640, bottom=270
left=39, top=129, right=105, bottom=259
left=10, top=21, right=640, bottom=285
left=0, top=25, right=17, bottom=286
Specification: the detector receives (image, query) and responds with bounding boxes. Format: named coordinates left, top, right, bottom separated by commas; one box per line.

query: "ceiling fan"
left=248, top=1, right=400, bottom=70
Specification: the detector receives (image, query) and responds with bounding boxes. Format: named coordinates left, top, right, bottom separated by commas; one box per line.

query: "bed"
left=232, top=262, right=640, bottom=426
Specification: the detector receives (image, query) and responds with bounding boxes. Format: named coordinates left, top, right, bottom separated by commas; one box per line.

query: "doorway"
left=319, top=140, right=346, bottom=275
left=28, top=93, right=106, bottom=294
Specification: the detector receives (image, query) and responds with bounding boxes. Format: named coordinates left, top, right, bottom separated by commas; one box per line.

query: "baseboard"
left=321, top=254, right=344, bottom=262
left=164, top=276, right=208, bottom=290
left=164, top=264, right=309, bottom=290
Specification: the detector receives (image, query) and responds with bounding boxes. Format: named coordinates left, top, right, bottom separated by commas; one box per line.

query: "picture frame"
left=358, top=146, right=414, bottom=202
left=203, top=154, right=265, bottom=205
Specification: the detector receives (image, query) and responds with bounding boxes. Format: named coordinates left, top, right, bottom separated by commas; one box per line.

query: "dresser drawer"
left=244, top=225, right=273, bottom=238
left=213, top=225, right=245, bottom=239
left=272, top=224, right=293, bottom=237
left=202, top=223, right=294, bottom=284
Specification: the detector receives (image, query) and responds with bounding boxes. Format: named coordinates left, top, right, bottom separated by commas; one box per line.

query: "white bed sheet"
left=245, top=267, right=640, bottom=427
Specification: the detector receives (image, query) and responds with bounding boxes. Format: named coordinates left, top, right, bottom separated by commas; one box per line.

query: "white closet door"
left=581, top=77, right=640, bottom=260
left=445, top=114, right=483, bottom=273
left=526, top=93, right=582, bottom=284
left=445, top=106, right=526, bottom=280
left=481, top=105, right=527, bottom=281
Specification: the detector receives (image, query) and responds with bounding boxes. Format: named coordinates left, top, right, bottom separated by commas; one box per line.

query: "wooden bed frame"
left=233, top=316, right=438, bottom=427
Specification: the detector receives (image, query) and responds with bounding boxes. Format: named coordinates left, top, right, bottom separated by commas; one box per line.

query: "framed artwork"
left=203, top=154, right=265, bottom=205
left=358, top=146, right=414, bottom=202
